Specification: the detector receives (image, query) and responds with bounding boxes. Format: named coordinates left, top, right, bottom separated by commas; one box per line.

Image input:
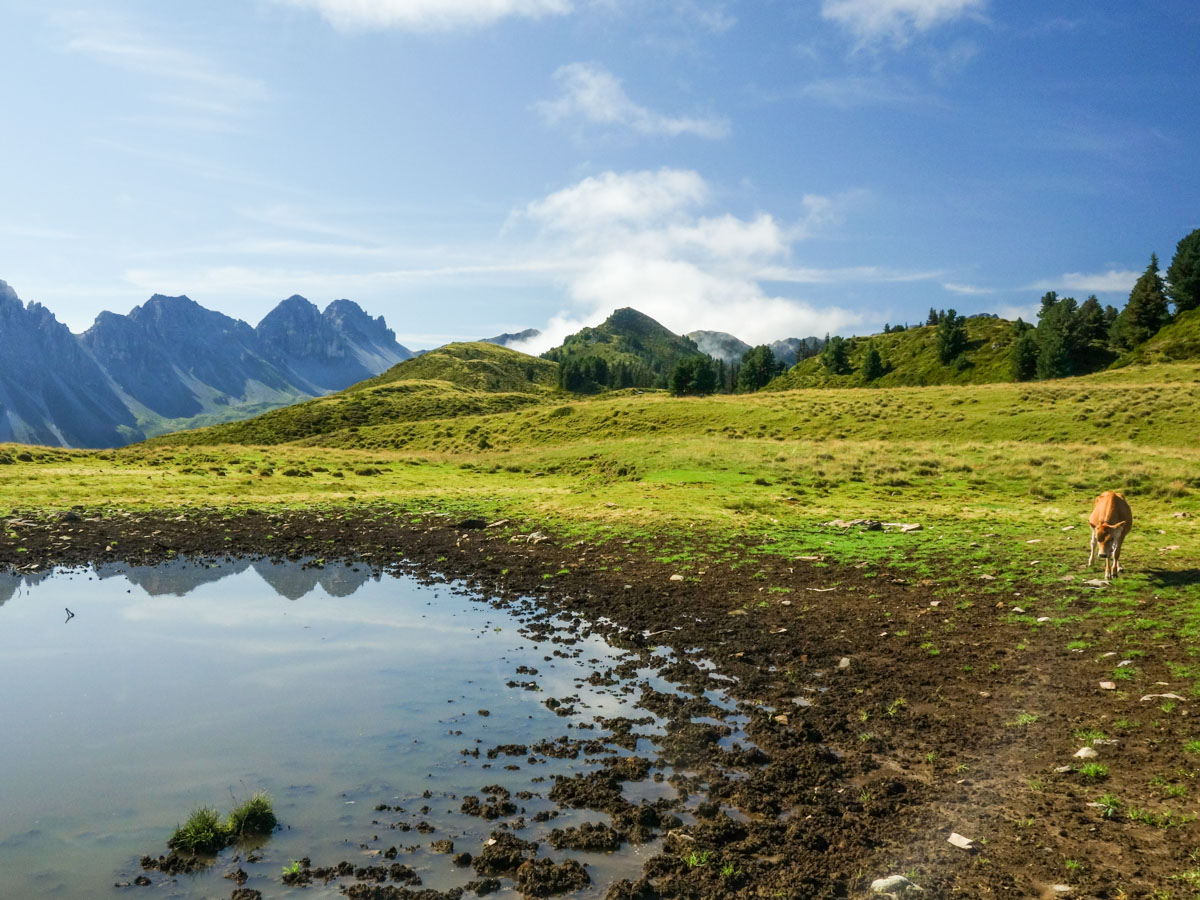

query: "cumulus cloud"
left=272, top=0, right=572, bottom=31
left=510, top=168, right=863, bottom=352
left=537, top=62, right=729, bottom=139
left=821, top=0, right=987, bottom=46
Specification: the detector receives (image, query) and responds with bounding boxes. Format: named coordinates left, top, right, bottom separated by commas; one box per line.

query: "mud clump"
left=471, top=831, right=539, bottom=877
left=547, top=821, right=622, bottom=851
left=140, top=852, right=208, bottom=875
left=515, top=857, right=590, bottom=897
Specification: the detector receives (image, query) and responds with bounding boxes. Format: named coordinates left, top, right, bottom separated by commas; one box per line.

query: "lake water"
left=0, top=559, right=733, bottom=899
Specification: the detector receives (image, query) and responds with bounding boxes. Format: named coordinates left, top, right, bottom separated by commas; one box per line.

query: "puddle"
left=0, top=560, right=750, bottom=898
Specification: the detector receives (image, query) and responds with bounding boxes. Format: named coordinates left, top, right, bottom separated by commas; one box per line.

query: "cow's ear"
left=1111, top=520, right=1126, bottom=529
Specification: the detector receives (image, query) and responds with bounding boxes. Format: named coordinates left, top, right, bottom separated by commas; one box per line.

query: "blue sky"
left=1, top=0, right=1197, bottom=351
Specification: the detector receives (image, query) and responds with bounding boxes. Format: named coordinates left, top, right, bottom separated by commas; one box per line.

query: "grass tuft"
left=168, top=806, right=230, bottom=854
left=227, top=791, right=277, bottom=839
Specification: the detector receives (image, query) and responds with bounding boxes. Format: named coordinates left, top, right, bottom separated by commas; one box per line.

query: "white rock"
left=669, top=574, right=684, bottom=582
left=1011, top=606, right=1026, bottom=614
left=870, top=874, right=923, bottom=894
left=1117, top=659, right=1133, bottom=667
left=1074, top=746, right=1098, bottom=759
left=1052, top=886, right=1071, bottom=895
left=1037, top=616, right=1051, bottom=623
left=1082, top=579, right=1109, bottom=587
left=1101, top=652, right=1117, bottom=658
left=1054, top=765, right=1073, bottom=773
left=1099, top=681, right=1116, bottom=690
left=947, top=832, right=975, bottom=851
left=1141, top=692, right=1187, bottom=702
left=837, top=657, right=851, bottom=669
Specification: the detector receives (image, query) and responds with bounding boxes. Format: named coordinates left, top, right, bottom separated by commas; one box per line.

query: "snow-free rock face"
left=0, top=281, right=413, bottom=448
left=0, top=280, right=141, bottom=446
left=82, top=294, right=291, bottom=419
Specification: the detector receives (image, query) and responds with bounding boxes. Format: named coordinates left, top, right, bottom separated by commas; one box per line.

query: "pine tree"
left=1035, top=295, right=1079, bottom=379
left=736, top=346, right=784, bottom=392
left=1166, top=228, right=1200, bottom=313
left=926, top=308, right=940, bottom=326
left=1076, top=295, right=1107, bottom=343
left=819, top=336, right=851, bottom=375
left=1008, top=319, right=1038, bottom=381
left=860, top=343, right=884, bottom=382
left=935, top=309, right=968, bottom=364
left=1112, top=254, right=1171, bottom=349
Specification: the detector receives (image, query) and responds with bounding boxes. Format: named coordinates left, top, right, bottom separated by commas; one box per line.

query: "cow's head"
left=1094, top=521, right=1127, bottom=558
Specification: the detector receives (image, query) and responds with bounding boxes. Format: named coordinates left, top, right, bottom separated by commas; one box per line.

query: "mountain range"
left=0, top=280, right=411, bottom=448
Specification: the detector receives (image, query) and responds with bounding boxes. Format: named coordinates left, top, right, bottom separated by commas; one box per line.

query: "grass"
left=227, top=791, right=277, bottom=838
left=165, top=793, right=275, bottom=854
left=1078, top=762, right=1109, bottom=780
left=167, top=806, right=229, bottom=855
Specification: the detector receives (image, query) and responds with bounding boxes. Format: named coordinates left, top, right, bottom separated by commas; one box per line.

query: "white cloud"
left=272, top=0, right=572, bottom=30
left=822, top=0, right=987, bottom=46
left=942, top=281, right=994, bottom=295
left=525, top=168, right=709, bottom=231
left=537, top=62, right=729, bottom=139
left=512, top=169, right=865, bottom=351
left=1029, top=269, right=1139, bottom=295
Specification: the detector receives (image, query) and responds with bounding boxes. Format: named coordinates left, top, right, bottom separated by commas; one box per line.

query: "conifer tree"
left=1009, top=319, right=1038, bottom=381
left=935, top=309, right=968, bottom=364
left=1166, top=228, right=1200, bottom=313
left=1112, top=254, right=1171, bottom=349
left=860, top=343, right=884, bottom=382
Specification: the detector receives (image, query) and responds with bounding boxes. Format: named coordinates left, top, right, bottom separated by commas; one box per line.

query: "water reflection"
left=91, top=557, right=375, bottom=600
left=0, top=559, right=718, bottom=900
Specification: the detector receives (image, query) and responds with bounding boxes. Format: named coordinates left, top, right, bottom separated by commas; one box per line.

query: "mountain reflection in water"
left=92, top=558, right=376, bottom=600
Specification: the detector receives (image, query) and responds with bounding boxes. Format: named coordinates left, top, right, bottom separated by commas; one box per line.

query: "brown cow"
left=1088, top=491, right=1132, bottom=580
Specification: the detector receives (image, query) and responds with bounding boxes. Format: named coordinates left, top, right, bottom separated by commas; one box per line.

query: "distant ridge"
left=543, top=308, right=703, bottom=389
left=481, top=328, right=540, bottom=347
left=0, top=280, right=411, bottom=448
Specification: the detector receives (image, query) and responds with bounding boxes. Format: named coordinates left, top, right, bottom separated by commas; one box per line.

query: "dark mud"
left=5, top=505, right=1199, bottom=898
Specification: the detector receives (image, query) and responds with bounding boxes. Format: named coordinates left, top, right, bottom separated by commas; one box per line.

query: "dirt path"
left=3, top=505, right=1196, bottom=898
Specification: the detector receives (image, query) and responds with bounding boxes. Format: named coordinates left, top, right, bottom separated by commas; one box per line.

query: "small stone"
left=1011, top=607, right=1025, bottom=614
left=1037, top=616, right=1051, bottom=623
left=769, top=627, right=788, bottom=634
left=669, top=574, right=684, bottom=582
left=1141, top=692, right=1187, bottom=702
left=1051, top=886, right=1071, bottom=895
left=1099, top=681, right=1116, bottom=690
left=728, top=609, right=748, bottom=617
left=947, top=832, right=975, bottom=851
left=1082, top=579, right=1108, bottom=587
left=1117, top=659, right=1133, bottom=667
left=792, top=696, right=813, bottom=708
left=1101, top=651, right=1117, bottom=658
left=837, top=657, right=851, bottom=670
left=929, top=600, right=940, bottom=607
left=870, top=874, right=923, bottom=893
left=1074, top=746, right=1098, bottom=759
left=773, top=714, right=789, bottom=725
left=1054, top=765, right=1073, bottom=773
left=979, top=574, right=996, bottom=581
left=1026, top=539, right=1042, bottom=544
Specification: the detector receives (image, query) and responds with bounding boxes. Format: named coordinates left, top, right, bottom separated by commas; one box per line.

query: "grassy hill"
left=353, top=341, right=557, bottom=392
left=1115, top=305, right=1200, bottom=366
left=150, top=342, right=557, bottom=447
left=768, top=316, right=1019, bottom=388
left=542, top=308, right=704, bottom=388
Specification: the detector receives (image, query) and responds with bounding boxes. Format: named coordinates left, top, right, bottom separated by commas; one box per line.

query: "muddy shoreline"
left=3, top=506, right=1195, bottom=898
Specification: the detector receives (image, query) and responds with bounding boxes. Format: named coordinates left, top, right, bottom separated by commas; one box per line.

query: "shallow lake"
left=0, top=559, right=737, bottom=898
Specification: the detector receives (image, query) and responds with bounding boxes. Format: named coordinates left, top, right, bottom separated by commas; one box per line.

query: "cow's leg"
left=1113, top=535, right=1123, bottom=576
left=1088, top=530, right=1097, bottom=568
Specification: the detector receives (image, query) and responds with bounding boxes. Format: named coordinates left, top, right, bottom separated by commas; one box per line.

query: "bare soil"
left=4, top=505, right=1197, bottom=898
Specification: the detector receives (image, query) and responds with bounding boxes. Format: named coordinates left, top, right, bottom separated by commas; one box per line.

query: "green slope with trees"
left=541, top=308, right=706, bottom=390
